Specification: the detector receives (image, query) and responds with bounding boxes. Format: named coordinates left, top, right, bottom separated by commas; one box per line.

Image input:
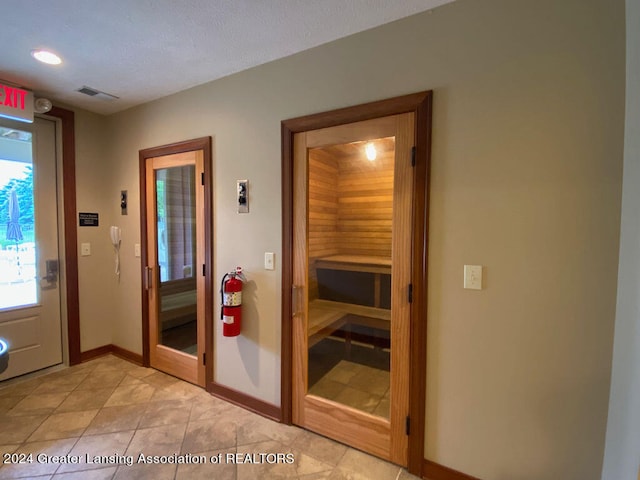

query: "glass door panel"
left=306, top=137, right=395, bottom=419
left=155, top=165, right=197, bottom=356
left=0, top=127, right=36, bottom=310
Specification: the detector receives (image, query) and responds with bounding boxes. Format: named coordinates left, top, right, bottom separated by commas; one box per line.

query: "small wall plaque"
left=79, top=212, right=99, bottom=227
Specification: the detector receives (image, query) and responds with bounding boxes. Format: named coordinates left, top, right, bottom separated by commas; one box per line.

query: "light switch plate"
left=81, top=243, right=91, bottom=256
left=134, top=243, right=141, bottom=258
left=464, top=265, right=482, bottom=290
left=264, top=252, right=275, bottom=270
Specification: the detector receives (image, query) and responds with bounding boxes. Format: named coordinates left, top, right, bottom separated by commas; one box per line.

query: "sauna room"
left=306, top=135, right=395, bottom=418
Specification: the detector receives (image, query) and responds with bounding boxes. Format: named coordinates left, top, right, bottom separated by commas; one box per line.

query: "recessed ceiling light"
left=31, top=49, right=62, bottom=65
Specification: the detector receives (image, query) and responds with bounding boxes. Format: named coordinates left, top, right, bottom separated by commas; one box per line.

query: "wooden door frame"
left=47, top=107, right=81, bottom=366
left=139, top=137, right=214, bottom=390
left=281, top=91, right=432, bottom=476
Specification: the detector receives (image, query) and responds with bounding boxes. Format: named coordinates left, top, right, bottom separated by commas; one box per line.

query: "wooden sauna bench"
left=314, top=254, right=392, bottom=309
left=159, top=279, right=197, bottom=330
left=307, top=299, right=391, bottom=347
left=309, top=254, right=392, bottom=348
left=315, top=254, right=391, bottom=274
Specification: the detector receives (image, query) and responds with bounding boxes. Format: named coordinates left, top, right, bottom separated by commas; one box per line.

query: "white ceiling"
left=0, top=0, right=454, bottom=116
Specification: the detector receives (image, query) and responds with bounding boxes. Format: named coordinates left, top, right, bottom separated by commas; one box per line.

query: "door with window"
left=141, top=138, right=212, bottom=387
left=0, top=117, right=63, bottom=381
left=291, top=112, right=415, bottom=465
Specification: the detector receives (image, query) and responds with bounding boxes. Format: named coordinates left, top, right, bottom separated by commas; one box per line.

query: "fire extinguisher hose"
left=220, top=273, right=231, bottom=320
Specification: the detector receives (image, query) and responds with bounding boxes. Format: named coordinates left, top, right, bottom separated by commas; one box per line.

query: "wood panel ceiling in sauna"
left=316, top=138, right=395, bottom=161
left=307, top=136, right=396, bottom=262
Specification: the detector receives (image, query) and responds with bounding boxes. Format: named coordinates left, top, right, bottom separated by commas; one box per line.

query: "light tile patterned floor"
left=0, top=355, right=420, bottom=479
left=309, top=361, right=390, bottom=418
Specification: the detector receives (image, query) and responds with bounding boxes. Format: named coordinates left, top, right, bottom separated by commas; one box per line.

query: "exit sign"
left=0, top=82, right=34, bottom=123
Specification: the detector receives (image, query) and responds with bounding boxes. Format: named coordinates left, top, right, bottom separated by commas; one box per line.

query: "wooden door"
left=292, top=113, right=415, bottom=465
left=144, top=149, right=206, bottom=386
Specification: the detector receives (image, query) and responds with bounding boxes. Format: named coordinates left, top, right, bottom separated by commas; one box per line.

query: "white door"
left=0, top=117, right=63, bottom=381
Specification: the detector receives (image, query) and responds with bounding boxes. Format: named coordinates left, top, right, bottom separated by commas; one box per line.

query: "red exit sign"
left=0, top=82, right=34, bottom=123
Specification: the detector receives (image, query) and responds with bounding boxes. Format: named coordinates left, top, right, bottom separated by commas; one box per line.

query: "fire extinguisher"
left=220, top=267, right=244, bottom=337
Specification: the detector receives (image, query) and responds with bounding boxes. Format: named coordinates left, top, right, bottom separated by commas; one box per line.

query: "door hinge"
left=408, top=283, right=413, bottom=303
left=201, top=172, right=205, bottom=185
left=203, top=353, right=206, bottom=365
left=406, top=416, right=411, bottom=435
left=202, top=264, right=206, bottom=276
left=411, top=146, right=416, bottom=167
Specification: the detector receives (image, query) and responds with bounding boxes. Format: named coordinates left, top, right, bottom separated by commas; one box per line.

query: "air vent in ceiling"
left=77, top=86, right=98, bottom=96
left=76, top=86, right=119, bottom=101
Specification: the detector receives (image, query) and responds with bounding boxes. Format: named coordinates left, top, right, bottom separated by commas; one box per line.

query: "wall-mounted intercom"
left=121, top=190, right=128, bottom=215
left=237, top=180, right=248, bottom=213
left=110, top=226, right=121, bottom=277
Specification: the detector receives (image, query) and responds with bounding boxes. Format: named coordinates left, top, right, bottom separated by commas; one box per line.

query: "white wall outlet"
left=264, top=252, right=275, bottom=270
left=134, top=243, right=141, bottom=257
left=464, top=265, right=483, bottom=290
left=81, top=243, right=91, bottom=256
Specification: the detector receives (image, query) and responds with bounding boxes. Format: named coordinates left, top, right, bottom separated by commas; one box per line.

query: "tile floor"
left=0, top=355, right=419, bottom=480
left=309, top=361, right=390, bottom=418
left=308, top=335, right=391, bottom=419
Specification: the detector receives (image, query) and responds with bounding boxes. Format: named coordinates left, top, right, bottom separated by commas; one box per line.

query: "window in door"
left=0, top=127, right=36, bottom=310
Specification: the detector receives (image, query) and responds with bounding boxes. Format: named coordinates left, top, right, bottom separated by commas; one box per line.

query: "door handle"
left=41, top=259, right=59, bottom=283
left=144, top=266, right=153, bottom=290
left=292, top=285, right=304, bottom=316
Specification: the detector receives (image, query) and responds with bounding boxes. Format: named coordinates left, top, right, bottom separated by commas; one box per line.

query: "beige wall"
left=71, top=1, right=625, bottom=478
left=70, top=107, right=113, bottom=352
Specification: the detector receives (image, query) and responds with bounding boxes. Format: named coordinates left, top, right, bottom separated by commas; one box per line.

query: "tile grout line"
left=40, top=360, right=110, bottom=478
left=173, top=400, right=196, bottom=480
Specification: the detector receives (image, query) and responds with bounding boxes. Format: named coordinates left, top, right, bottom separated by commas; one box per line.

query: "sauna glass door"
left=145, top=150, right=206, bottom=386
left=156, top=165, right=197, bottom=352
left=306, top=139, right=394, bottom=417
left=292, top=113, right=415, bottom=465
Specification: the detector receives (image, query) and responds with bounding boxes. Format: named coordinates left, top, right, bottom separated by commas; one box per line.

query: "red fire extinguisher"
left=220, top=267, right=244, bottom=337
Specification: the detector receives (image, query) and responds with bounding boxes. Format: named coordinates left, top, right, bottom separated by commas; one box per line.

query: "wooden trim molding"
left=281, top=91, right=432, bottom=475
left=80, top=344, right=144, bottom=366
left=210, top=382, right=281, bottom=422
left=282, top=92, right=433, bottom=133
left=138, top=150, right=150, bottom=367
left=110, top=345, right=144, bottom=365
left=79, top=345, right=112, bottom=362
left=409, top=91, right=433, bottom=475
left=423, top=460, right=483, bottom=480
left=280, top=122, right=293, bottom=424
left=48, top=106, right=81, bottom=366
